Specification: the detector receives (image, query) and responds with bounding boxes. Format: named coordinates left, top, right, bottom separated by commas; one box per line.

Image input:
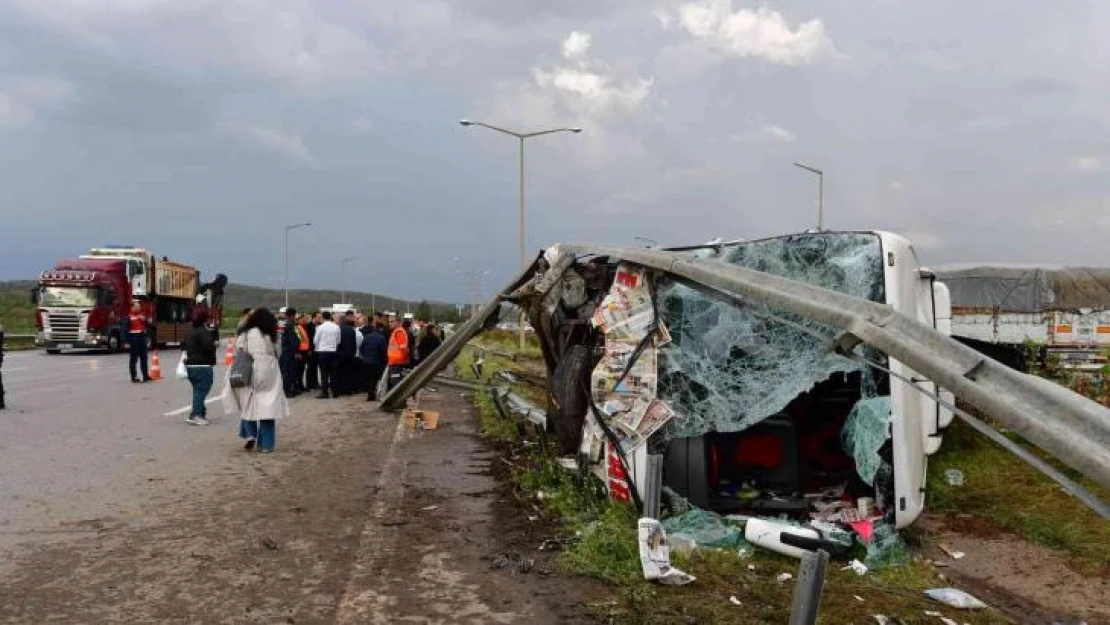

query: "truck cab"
left=35, top=259, right=131, bottom=352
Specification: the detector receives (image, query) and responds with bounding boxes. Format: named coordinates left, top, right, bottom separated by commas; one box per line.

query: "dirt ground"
left=919, top=515, right=1110, bottom=624
left=0, top=389, right=599, bottom=624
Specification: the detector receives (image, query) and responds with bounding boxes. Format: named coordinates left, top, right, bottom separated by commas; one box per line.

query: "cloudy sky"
left=2, top=0, right=1108, bottom=303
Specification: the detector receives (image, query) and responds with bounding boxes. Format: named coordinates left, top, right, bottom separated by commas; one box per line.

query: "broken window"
left=656, top=232, right=888, bottom=440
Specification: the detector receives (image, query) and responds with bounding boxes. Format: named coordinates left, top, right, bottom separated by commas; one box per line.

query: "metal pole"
left=518, top=136, right=527, bottom=351
left=818, top=171, right=824, bottom=231
left=284, top=228, right=290, bottom=308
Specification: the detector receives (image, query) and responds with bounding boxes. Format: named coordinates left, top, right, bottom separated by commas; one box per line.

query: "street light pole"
left=340, top=256, right=359, bottom=305
left=283, top=222, right=312, bottom=308
left=793, top=162, right=824, bottom=231
left=459, top=119, right=582, bottom=349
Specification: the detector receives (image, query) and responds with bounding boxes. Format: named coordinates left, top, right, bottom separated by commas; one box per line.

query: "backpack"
left=228, top=335, right=254, bottom=389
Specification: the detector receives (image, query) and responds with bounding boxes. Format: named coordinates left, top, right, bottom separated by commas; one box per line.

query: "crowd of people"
left=177, top=305, right=443, bottom=453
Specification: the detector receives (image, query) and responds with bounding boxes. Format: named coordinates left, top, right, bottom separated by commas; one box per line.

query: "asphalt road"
left=0, top=349, right=587, bottom=623
left=0, top=348, right=233, bottom=555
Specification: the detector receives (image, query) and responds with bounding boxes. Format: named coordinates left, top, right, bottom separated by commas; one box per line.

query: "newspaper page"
left=638, top=518, right=695, bottom=585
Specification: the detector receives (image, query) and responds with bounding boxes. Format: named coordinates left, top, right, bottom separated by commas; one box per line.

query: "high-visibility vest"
left=387, top=327, right=410, bottom=366
left=296, top=324, right=310, bottom=351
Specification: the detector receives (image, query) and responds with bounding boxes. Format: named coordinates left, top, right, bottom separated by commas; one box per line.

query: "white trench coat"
left=222, top=328, right=291, bottom=421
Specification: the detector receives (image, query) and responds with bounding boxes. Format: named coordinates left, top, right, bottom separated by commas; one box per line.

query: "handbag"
left=229, top=335, right=254, bottom=389
left=175, top=352, right=189, bottom=380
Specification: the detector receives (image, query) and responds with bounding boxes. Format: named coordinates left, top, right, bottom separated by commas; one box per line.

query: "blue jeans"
left=239, top=420, right=276, bottom=451
left=186, top=366, right=214, bottom=417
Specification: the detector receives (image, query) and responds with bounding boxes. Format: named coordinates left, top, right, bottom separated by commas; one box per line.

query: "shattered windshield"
left=40, top=286, right=98, bottom=307
left=656, top=232, right=886, bottom=438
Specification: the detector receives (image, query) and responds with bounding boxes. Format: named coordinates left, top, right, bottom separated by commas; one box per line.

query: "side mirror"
left=30, top=288, right=39, bottom=305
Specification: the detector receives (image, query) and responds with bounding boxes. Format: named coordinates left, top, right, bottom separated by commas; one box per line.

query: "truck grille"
left=46, top=312, right=82, bottom=341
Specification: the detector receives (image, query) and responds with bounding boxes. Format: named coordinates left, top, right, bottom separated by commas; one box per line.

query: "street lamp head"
left=459, top=119, right=474, bottom=127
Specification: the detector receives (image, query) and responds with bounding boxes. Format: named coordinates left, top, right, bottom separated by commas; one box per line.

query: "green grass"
left=0, top=283, right=38, bottom=333
left=456, top=342, right=1013, bottom=625
left=926, top=416, right=1110, bottom=573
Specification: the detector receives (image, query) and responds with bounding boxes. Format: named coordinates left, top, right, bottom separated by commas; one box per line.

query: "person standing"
left=279, top=307, right=300, bottom=398
left=418, top=323, right=442, bottom=364
left=223, top=308, right=290, bottom=453
left=0, top=321, right=6, bottom=410
left=386, top=315, right=410, bottom=391
left=337, top=313, right=358, bottom=396
left=183, top=310, right=217, bottom=425
left=294, top=314, right=311, bottom=394
left=313, top=311, right=340, bottom=398
left=402, top=318, right=417, bottom=370
left=303, top=312, right=319, bottom=391
left=236, top=308, right=252, bottom=333
left=124, top=301, right=152, bottom=383
left=359, top=318, right=387, bottom=401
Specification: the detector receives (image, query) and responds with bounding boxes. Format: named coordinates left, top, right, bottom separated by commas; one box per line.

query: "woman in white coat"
left=223, top=307, right=290, bottom=453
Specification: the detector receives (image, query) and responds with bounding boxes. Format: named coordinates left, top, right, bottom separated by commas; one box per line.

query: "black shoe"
left=316, top=392, right=330, bottom=399
left=244, top=438, right=256, bottom=451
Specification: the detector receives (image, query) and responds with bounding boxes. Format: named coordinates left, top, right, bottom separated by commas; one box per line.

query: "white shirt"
left=355, top=327, right=364, bottom=351
left=314, top=321, right=340, bottom=352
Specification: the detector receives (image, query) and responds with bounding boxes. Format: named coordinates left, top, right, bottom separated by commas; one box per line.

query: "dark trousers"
left=128, top=333, right=149, bottom=381
left=186, top=366, right=214, bottom=417
left=0, top=369, right=5, bottom=408
left=365, top=363, right=385, bottom=400
left=280, top=353, right=296, bottom=394
left=338, top=356, right=358, bottom=395
left=305, top=352, right=319, bottom=390
left=387, top=364, right=405, bottom=391
left=316, top=352, right=338, bottom=396
left=294, top=354, right=308, bottom=391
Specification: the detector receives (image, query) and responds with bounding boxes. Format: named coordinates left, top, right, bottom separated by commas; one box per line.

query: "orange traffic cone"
left=224, top=339, right=235, bottom=365
left=149, top=351, right=162, bottom=381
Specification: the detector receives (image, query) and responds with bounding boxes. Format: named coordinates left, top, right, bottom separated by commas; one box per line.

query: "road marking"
left=2, top=367, right=29, bottom=373
left=163, top=383, right=230, bottom=416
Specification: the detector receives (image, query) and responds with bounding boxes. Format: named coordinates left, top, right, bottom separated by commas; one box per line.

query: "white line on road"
left=163, top=385, right=230, bottom=416
left=2, top=367, right=29, bottom=373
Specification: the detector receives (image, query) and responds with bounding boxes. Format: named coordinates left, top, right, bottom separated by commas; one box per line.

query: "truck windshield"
left=40, top=286, right=99, bottom=307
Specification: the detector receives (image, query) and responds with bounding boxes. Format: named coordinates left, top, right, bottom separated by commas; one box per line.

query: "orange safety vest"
left=387, top=327, right=410, bottom=366
left=296, top=323, right=310, bottom=351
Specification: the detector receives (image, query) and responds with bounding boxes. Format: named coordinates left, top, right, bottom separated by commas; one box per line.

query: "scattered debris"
left=937, top=544, right=966, bottom=560
left=661, top=508, right=745, bottom=550
left=380, top=519, right=409, bottom=527
left=638, top=518, right=695, bottom=585
left=842, top=559, right=869, bottom=576
left=729, top=596, right=742, bottom=606
left=537, top=539, right=563, bottom=552
left=944, top=469, right=966, bottom=487
left=854, top=595, right=865, bottom=603
left=924, top=588, right=988, bottom=610
left=261, top=537, right=278, bottom=550
left=669, top=534, right=697, bottom=556
left=776, top=573, right=794, bottom=583
left=421, top=505, right=439, bottom=511
left=489, top=552, right=535, bottom=574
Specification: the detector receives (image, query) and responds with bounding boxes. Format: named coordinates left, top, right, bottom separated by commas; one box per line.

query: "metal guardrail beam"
left=385, top=243, right=1110, bottom=492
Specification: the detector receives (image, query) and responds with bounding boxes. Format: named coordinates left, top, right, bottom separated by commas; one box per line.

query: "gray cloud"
left=2, top=0, right=1109, bottom=307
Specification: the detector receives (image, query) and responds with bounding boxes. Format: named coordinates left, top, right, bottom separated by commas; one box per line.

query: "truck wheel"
left=107, top=333, right=122, bottom=353
left=549, top=344, right=592, bottom=455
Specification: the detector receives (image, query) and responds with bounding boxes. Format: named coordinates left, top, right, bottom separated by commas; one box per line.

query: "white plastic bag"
left=175, top=353, right=188, bottom=380
left=924, top=588, right=988, bottom=610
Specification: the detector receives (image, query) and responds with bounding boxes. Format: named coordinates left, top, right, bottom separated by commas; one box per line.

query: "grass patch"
left=927, top=417, right=1110, bottom=573
left=456, top=340, right=1014, bottom=624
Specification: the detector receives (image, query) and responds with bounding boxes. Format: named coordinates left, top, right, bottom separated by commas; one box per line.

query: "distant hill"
left=0, top=281, right=463, bottom=333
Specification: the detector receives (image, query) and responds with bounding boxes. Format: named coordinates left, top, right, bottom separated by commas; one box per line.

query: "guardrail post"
left=788, top=549, right=829, bottom=625
left=642, top=454, right=664, bottom=519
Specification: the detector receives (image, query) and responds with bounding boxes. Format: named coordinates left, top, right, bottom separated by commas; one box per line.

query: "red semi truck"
left=33, top=246, right=226, bottom=354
